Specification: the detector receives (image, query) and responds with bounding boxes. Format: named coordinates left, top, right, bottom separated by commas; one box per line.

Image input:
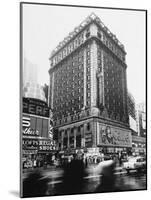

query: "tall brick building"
left=48, top=13, right=131, bottom=155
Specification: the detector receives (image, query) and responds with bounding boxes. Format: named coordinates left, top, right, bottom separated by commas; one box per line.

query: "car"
left=123, top=156, right=146, bottom=173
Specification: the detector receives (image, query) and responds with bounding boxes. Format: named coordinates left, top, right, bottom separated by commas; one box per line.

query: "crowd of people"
left=23, top=152, right=128, bottom=172
left=23, top=153, right=121, bottom=197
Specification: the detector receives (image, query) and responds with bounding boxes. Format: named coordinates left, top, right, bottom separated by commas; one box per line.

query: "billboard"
left=22, top=114, right=49, bottom=137
left=97, top=123, right=132, bottom=147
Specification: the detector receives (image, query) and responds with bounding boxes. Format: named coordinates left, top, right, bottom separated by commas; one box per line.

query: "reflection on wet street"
left=23, top=162, right=146, bottom=197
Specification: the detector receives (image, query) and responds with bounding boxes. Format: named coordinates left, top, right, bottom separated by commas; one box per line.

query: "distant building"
left=23, top=82, right=47, bottom=102
left=127, top=92, right=137, bottom=135
left=131, top=102, right=146, bottom=155
left=22, top=58, right=56, bottom=165
left=136, top=102, right=146, bottom=137
left=48, top=13, right=131, bottom=156
left=23, top=58, right=38, bottom=85
left=23, top=58, right=47, bottom=102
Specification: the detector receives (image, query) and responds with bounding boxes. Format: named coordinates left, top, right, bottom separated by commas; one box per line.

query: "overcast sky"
left=22, top=3, right=146, bottom=104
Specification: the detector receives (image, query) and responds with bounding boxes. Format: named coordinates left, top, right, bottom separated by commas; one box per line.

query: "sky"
left=22, top=3, right=146, bottom=104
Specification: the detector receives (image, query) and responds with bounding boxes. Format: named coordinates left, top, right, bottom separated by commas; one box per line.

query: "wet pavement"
left=22, top=165, right=146, bottom=196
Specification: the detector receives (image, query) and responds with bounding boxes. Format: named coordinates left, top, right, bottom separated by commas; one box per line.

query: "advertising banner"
left=98, top=123, right=132, bottom=147
left=22, top=114, right=49, bottom=138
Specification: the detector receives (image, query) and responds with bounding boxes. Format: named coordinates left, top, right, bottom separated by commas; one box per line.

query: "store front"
left=22, top=97, right=55, bottom=169
left=132, top=135, right=146, bottom=156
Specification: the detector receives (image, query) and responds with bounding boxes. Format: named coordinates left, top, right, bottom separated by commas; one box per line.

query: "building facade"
left=127, top=95, right=146, bottom=155
left=136, top=102, right=146, bottom=137
left=22, top=59, right=55, bottom=167
left=48, top=13, right=131, bottom=156
left=22, top=97, right=55, bottom=167
left=127, top=92, right=137, bottom=135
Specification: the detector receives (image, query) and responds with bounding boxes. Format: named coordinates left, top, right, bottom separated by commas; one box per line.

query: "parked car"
left=123, top=156, right=146, bottom=173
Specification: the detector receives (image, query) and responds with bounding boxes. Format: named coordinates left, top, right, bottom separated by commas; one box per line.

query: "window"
left=87, top=83, right=90, bottom=88
left=87, top=92, right=90, bottom=97
left=72, top=91, right=74, bottom=97
left=87, top=123, right=90, bottom=131
left=97, top=32, right=101, bottom=39
left=87, top=59, right=90, bottom=64
left=87, top=100, right=90, bottom=106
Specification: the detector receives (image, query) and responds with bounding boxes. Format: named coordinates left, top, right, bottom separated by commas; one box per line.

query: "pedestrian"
left=33, top=159, right=37, bottom=168
left=95, top=160, right=117, bottom=192
left=23, top=170, right=49, bottom=197
left=85, top=156, right=88, bottom=168
left=61, top=155, right=87, bottom=194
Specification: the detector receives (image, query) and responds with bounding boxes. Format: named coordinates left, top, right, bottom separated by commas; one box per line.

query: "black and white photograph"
left=20, top=2, right=147, bottom=198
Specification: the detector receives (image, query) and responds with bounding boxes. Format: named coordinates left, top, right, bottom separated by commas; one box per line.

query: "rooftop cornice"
left=49, top=13, right=125, bottom=59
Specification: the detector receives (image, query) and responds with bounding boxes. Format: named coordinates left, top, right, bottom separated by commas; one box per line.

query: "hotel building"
left=48, top=13, right=132, bottom=155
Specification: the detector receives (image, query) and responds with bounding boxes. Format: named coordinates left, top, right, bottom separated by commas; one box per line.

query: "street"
left=22, top=165, right=146, bottom=196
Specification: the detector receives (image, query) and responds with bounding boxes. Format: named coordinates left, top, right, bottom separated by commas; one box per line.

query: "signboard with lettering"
left=22, top=138, right=39, bottom=150
left=38, top=139, right=56, bottom=151
left=98, top=123, right=132, bottom=147
left=22, top=114, right=49, bottom=138
left=23, top=97, right=49, bottom=117
left=22, top=115, right=39, bottom=136
left=22, top=138, right=56, bottom=152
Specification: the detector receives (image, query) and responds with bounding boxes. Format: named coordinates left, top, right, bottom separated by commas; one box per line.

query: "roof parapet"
left=50, top=12, right=125, bottom=58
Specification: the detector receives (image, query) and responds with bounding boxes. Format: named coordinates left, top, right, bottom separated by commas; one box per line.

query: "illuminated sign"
left=23, top=97, right=49, bottom=117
